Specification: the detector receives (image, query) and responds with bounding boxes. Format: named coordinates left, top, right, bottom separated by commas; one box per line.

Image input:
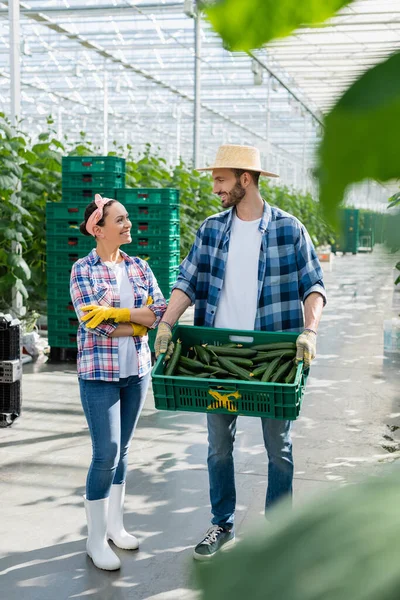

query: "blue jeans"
left=79, top=373, right=150, bottom=501
left=207, top=414, right=293, bottom=528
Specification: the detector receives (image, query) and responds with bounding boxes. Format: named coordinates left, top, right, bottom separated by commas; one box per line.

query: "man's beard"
left=220, top=181, right=246, bottom=207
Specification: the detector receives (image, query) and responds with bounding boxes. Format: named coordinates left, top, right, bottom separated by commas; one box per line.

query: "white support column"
left=301, top=113, right=308, bottom=193
left=176, top=103, right=182, bottom=163
left=193, top=7, right=201, bottom=168
left=57, top=106, right=63, bottom=139
left=9, top=0, right=25, bottom=317
left=265, top=74, right=271, bottom=162
left=9, top=0, right=21, bottom=124
left=103, top=68, right=108, bottom=155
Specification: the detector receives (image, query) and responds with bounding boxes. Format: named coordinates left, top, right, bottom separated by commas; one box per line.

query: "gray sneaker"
left=193, top=525, right=235, bottom=561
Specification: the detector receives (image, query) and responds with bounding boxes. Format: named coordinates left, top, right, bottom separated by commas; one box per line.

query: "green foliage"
left=260, top=180, right=335, bottom=246
left=203, top=0, right=353, bottom=52
left=0, top=114, right=32, bottom=310
left=0, top=116, right=333, bottom=313
left=318, top=52, right=400, bottom=222
left=197, top=471, right=400, bottom=600
left=202, top=2, right=400, bottom=222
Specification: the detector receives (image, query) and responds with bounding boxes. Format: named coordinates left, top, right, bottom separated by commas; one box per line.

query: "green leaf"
left=318, top=51, right=400, bottom=222
left=14, top=278, right=28, bottom=298
left=38, top=132, right=50, bottom=141
left=32, top=142, right=50, bottom=154
left=0, top=173, right=17, bottom=190
left=0, top=120, right=14, bottom=138
left=7, top=254, right=31, bottom=279
left=203, top=0, right=353, bottom=51
left=197, top=471, right=400, bottom=600
left=2, top=229, right=25, bottom=243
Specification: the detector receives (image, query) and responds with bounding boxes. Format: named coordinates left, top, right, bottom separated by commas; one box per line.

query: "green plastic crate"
left=48, top=331, right=77, bottom=349
left=47, top=301, right=76, bottom=316
left=46, top=233, right=179, bottom=255
left=47, top=283, right=71, bottom=302
left=134, top=221, right=180, bottom=236
left=152, top=325, right=307, bottom=420
left=116, top=188, right=179, bottom=205
left=47, top=267, right=74, bottom=286
left=46, top=235, right=96, bottom=253
left=358, top=228, right=374, bottom=252
left=124, top=203, right=179, bottom=222
left=46, top=253, right=80, bottom=269
left=137, top=252, right=181, bottom=270
left=46, top=202, right=85, bottom=220
left=46, top=220, right=81, bottom=235
left=130, top=235, right=180, bottom=253
left=62, top=171, right=125, bottom=190
left=61, top=188, right=117, bottom=204
left=62, top=156, right=125, bottom=174
left=47, top=314, right=79, bottom=331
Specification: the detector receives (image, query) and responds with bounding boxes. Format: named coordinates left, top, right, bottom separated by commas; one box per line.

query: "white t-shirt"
left=214, top=213, right=262, bottom=335
left=104, top=260, right=138, bottom=378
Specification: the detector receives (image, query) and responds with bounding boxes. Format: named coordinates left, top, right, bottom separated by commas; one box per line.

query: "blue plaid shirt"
left=173, top=202, right=326, bottom=332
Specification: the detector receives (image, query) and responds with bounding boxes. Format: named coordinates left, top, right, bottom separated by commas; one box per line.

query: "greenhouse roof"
left=0, top=0, right=398, bottom=203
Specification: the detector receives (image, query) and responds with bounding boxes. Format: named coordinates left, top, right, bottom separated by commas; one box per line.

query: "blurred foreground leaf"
left=196, top=470, right=400, bottom=600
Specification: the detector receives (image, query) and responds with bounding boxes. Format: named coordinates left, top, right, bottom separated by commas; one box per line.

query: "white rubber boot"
left=84, top=496, right=121, bottom=570
left=107, top=483, right=139, bottom=550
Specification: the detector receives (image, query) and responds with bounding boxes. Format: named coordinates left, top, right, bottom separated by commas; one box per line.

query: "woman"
left=70, top=193, right=167, bottom=571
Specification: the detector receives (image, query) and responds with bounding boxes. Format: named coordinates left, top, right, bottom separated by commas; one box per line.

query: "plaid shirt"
left=70, top=248, right=167, bottom=381
left=173, top=202, right=326, bottom=331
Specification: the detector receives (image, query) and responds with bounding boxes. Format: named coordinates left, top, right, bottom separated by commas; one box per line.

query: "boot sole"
left=193, top=537, right=235, bottom=561
left=108, top=536, right=139, bottom=551
left=87, top=550, right=121, bottom=571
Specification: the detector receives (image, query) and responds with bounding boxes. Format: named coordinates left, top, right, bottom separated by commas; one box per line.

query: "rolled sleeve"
left=171, top=224, right=204, bottom=304
left=70, top=263, right=118, bottom=337
left=295, top=225, right=327, bottom=307
left=144, top=262, right=167, bottom=329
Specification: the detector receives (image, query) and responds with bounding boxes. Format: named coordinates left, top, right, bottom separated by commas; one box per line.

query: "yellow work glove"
left=131, top=323, right=148, bottom=337
left=82, top=295, right=153, bottom=330
left=154, top=321, right=174, bottom=360
left=295, top=329, right=317, bottom=369
left=81, top=306, right=130, bottom=329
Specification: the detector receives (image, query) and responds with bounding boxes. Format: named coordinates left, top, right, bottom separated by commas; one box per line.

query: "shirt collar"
left=87, top=247, right=135, bottom=265
left=225, top=200, right=271, bottom=234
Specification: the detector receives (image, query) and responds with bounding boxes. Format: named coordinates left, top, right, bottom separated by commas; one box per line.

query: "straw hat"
left=197, top=144, right=278, bottom=178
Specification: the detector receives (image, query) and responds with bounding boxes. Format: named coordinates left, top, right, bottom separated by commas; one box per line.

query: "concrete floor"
left=1, top=246, right=400, bottom=600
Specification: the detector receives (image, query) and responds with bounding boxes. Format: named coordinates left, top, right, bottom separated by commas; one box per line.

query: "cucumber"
left=251, top=362, right=270, bottom=377
left=176, top=365, right=194, bottom=376
left=252, top=352, right=273, bottom=364
left=202, top=364, right=232, bottom=376
left=270, top=360, right=294, bottom=383
left=251, top=342, right=296, bottom=351
left=224, top=357, right=254, bottom=367
left=261, top=356, right=282, bottom=382
left=260, top=349, right=295, bottom=360
left=285, top=363, right=298, bottom=384
left=195, top=344, right=211, bottom=365
left=217, top=357, right=254, bottom=381
left=205, top=346, right=257, bottom=358
left=196, top=372, right=212, bottom=378
left=179, top=356, right=206, bottom=371
left=164, top=339, right=182, bottom=376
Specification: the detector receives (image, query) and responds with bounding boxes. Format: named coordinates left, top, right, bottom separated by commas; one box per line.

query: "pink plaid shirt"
left=70, top=248, right=167, bottom=381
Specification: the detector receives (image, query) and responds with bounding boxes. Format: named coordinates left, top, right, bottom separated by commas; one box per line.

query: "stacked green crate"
left=46, top=158, right=180, bottom=354
left=332, top=208, right=359, bottom=254
left=46, top=156, right=126, bottom=349
left=116, top=188, right=181, bottom=353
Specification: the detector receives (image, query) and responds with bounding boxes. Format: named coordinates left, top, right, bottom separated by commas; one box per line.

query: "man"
left=155, top=144, right=326, bottom=560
